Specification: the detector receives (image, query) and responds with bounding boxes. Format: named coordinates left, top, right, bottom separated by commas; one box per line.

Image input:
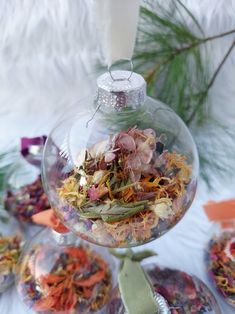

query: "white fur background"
left=0, top=0, right=234, bottom=144
left=0, top=1, right=235, bottom=313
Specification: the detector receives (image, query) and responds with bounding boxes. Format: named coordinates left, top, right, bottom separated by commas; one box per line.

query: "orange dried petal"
left=66, top=263, right=76, bottom=272
left=48, top=282, right=65, bottom=298
left=96, top=258, right=108, bottom=270
left=63, top=288, right=78, bottom=311
left=39, top=273, right=65, bottom=285
left=65, top=247, right=88, bottom=263
left=33, top=296, right=57, bottom=312
left=83, top=288, right=92, bottom=298
left=57, top=284, right=77, bottom=312
left=74, top=270, right=105, bottom=287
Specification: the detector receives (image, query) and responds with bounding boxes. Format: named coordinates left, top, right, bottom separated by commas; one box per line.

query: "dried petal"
left=150, top=199, right=172, bottom=219
left=143, top=128, right=156, bottom=138
left=105, top=152, right=116, bottom=163
left=125, top=154, right=141, bottom=171
left=137, top=144, right=153, bottom=164
left=89, top=139, right=109, bottom=158
left=74, top=270, right=105, bottom=287
left=115, top=133, right=136, bottom=152
left=88, top=184, right=109, bottom=201
left=92, top=170, right=108, bottom=184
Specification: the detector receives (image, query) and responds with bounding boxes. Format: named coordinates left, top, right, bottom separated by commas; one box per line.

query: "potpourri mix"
left=5, top=176, right=50, bottom=223
left=107, top=267, right=221, bottom=314
left=0, top=234, right=21, bottom=293
left=58, top=127, right=193, bottom=246
left=207, top=230, right=235, bottom=307
left=17, top=244, right=112, bottom=313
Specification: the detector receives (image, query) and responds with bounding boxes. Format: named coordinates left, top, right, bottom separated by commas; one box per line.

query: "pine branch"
left=0, top=149, right=18, bottom=200
left=176, top=0, right=204, bottom=35
left=139, top=28, right=235, bottom=85
left=173, top=29, right=235, bottom=54
left=97, top=0, right=235, bottom=188
left=186, top=40, right=235, bottom=125
left=200, top=29, right=235, bottom=43
left=134, top=1, right=235, bottom=125
left=132, top=0, right=235, bottom=188
left=134, top=2, right=209, bottom=123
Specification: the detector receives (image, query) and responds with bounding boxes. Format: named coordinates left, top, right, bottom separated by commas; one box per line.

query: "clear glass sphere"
left=0, top=208, right=22, bottom=293
left=107, top=265, right=221, bottom=314
left=4, top=161, right=50, bottom=223
left=16, top=228, right=117, bottom=313
left=42, top=95, right=198, bottom=247
left=206, top=228, right=235, bottom=308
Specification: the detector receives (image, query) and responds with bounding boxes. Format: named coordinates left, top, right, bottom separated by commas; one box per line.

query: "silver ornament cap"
left=123, top=292, right=171, bottom=314
left=95, top=70, right=147, bottom=111
left=153, top=293, right=171, bottom=314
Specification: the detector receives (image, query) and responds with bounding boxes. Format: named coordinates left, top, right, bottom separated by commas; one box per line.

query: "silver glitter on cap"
left=123, top=292, right=171, bottom=314
left=154, top=293, right=171, bottom=314
left=95, top=70, right=147, bottom=111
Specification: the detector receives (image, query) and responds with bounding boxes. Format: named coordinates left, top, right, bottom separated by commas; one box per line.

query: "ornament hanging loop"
left=108, top=59, right=134, bottom=81
left=86, top=103, right=101, bottom=128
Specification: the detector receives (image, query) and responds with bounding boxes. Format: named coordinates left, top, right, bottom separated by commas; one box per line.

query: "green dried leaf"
left=102, top=204, right=145, bottom=223
left=80, top=200, right=148, bottom=222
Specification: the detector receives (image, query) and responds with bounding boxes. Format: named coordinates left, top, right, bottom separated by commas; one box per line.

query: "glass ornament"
left=4, top=160, right=50, bottom=223
left=16, top=228, right=116, bottom=313
left=42, top=70, right=199, bottom=247
left=107, top=265, right=221, bottom=314
left=206, top=223, right=235, bottom=308
left=0, top=208, right=22, bottom=293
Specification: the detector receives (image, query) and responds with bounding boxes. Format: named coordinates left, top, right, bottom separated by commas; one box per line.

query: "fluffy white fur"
left=0, top=2, right=235, bottom=314
left=0, top=0, right=234, bottom=143
left=0, top=0, right=100, bottom=146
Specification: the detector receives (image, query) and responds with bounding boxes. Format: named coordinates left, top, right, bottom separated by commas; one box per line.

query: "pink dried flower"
left=87, top=185, right=109, bottom=201
left=115, top=132, right=136, bottom=152
left=125, top=154, right=142, bottom=182
left=140, top=164, right=160, bottom=177
left=154, top=151, right=168, bottom=168
left=104, top=152, right=116, bottom=163
left=136, top=142, right=154, bottom=164
left=118, top=127, right=157, bottom=182
left=128, top=127, right=156, bottom=141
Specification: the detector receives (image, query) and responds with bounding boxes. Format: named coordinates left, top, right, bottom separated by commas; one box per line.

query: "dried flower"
left=58, top=177, right=86, bottom=208
left=58, top=127, right=193, bottom=246
left=5, top=176, right=50, bottom=223
left=88, top=184, right=109, bottom=201
left=18, top=244, right=112, bottom=313
left=207, top=231, right=235, bottom=307
left=0, top=235, right=21, bottom=291
left=149, top=198, right=172, bottom=219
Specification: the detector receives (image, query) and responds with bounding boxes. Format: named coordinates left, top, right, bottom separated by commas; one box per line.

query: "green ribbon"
left=111, top=249, right=158, bottom=314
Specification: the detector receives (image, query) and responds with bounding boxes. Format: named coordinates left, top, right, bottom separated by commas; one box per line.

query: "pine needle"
left=131, top=0, right=235, bottom=188
left=134, top=0, right=210, bottom=124
left=0, top=148, right=18, bottom=202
